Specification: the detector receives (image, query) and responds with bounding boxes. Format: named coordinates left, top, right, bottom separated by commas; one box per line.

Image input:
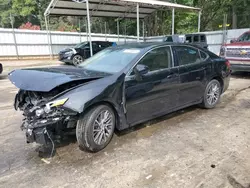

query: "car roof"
left=113, top=42, right=201, bottom=49
left=80, top=41, right=112, bottom=43
left=115, top=42, right=174, bottom=49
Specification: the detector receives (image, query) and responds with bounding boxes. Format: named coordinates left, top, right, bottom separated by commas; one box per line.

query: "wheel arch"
left=81, top=101, right=123, bottom=130
left=210, top=76, right=224, bottom=93
left=72, top=53, right=82, bottom=58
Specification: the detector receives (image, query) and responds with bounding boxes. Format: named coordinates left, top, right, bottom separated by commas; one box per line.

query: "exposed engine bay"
left=14, top=82, right=82, bottom=147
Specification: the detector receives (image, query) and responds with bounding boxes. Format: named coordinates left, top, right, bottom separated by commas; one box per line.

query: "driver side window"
left=135, top=46, right=172, bottom=74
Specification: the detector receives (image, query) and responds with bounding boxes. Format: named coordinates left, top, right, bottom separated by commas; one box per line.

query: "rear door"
left=125, top=46, right=180, bottom=124
left=172, top=45, right=208, bottom=106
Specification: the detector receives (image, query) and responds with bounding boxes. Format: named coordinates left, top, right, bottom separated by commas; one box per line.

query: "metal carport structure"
left=44, top=0, right=201, bottom=57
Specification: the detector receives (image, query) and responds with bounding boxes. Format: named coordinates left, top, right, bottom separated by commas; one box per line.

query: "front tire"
left=72, top=54, right=84, bottom=66
left=76, top=105, right=115, bottom=152
left=201, top=79, right=221, bottom=109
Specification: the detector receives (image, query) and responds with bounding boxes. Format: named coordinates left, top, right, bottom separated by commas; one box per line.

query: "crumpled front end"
left=15, top=90, right=78, bottom=146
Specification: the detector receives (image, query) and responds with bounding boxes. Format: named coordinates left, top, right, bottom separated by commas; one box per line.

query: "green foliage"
left=0, top=0, right=249, bottom=35
left=12, top=0, right=37, bottom=17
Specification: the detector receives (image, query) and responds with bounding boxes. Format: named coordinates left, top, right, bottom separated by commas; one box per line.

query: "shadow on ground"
left=231, top=71, right=250, bottom=79
left=0, top=74, right=7, bottom=80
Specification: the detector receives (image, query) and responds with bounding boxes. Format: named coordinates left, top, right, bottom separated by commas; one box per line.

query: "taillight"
left=225, top=60, right=230, bottom=68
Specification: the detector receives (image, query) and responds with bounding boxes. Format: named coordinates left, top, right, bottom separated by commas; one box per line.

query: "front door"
left=172, top=45, right=207, bottom=106
left=125, top=46, right=180, bottom=125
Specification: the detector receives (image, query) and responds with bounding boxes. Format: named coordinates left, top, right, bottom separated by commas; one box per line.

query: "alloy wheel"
left=73, top=55, right=83, bottom=65
left=93, top=110, right=114, bottom=145
left=206, top=82, right=220, bottom=106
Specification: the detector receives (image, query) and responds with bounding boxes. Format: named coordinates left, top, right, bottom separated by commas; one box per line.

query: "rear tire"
left=201, top=79, right=221, bottom=109
left=76, top=105, right=115, bottom=152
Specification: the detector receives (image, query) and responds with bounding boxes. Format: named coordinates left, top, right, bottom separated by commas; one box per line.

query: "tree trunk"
left=232, top=5, right=237, bottom=29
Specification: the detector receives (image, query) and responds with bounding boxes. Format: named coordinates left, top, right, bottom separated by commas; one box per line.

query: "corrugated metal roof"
left=45, top=0, right=201, bottom=18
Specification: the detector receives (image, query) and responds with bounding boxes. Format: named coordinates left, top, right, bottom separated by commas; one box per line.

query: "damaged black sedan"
left=9, top=43, right=230, bottom=152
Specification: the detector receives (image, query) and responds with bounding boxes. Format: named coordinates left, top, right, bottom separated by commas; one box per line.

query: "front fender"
left=58, top=73, right=125, bottom=113
left=59, top=73, right=129, bottom=130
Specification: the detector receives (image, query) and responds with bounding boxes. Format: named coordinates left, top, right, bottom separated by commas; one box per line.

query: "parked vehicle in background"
left=220, top=31, right=250, bottom=72
left=0, top=63, right=2, bottom=74
left=9, top=43, right=230, bottom=153
left=185, top=34, right=208, bottom=49
left=146, top=34, right=185, bottom=43
left=145, top=34, right=208, bottom=49
left=59, top=41, right=116, bottom=66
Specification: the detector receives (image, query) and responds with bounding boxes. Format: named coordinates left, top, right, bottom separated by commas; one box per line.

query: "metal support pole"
left=172, top=8, right=175, bottom=35
left=105, top=21, right=107, bottom=41
left=86, top=0, right=93, bottom=56
left=198, top=11, right=201, bottom=32
left=222, top=14, right=228, bottom=45
left=85, top=17, right=88, bottom=41
left=142, top=20, right=145, bottom=42
left=117, top=20, right=120, bottom=42
left=45, top=16, right=52, bottom=59
left=136, top=3, right=140, bottom=42
left=124, top=21, right=127, bottom=44
left=79, top=18, right=81, bottom=42
left=10, top=13, right=19, bottom=60
left=48, top=16, right=53, bottom=59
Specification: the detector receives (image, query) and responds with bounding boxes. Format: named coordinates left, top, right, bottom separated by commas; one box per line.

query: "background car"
left=220, top=31, right=250, bottom=72
left=145, top=34, right=208, bottom=49
left=9, top=43, right=230, bottom=154
left=0, top=63, right=2, bottom=74
left=58, top=41, right=116, bottom=66
left=184, top=34, right=208, bottom=49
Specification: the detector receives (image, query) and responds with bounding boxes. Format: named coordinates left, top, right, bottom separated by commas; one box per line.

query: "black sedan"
left=59, top=41, right=116, bottom=66
left=9, top=43, right=230, bottom=153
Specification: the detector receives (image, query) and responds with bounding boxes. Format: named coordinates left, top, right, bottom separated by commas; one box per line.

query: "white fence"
left=0, top=28, right=249, bottom=58
left=0, top=28, right=140, bottom=58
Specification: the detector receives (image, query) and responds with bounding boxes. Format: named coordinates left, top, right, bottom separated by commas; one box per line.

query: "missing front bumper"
left=26, top=127, right=50, bottom=145
left=22, top=114, right=78, bottom=146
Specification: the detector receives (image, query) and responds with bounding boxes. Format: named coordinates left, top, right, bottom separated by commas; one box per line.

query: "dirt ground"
left=0, top=60, right=250, bottom=188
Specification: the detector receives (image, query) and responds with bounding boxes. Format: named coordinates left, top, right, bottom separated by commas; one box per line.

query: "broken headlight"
left=36, top=108, right=45, bottom=117
left=45, top=98, right=68, bottom=112
left=35, top=98, right=68, bottom=117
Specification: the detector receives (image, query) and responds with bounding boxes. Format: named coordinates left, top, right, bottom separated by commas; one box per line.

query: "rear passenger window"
left=174, top=46, right=202, bottom=66
left=165, top=37, right=173, bottom=42
left=200, top=35, right=206, bottom=42
left=194, top=35, right=199, bottom=42
left=100, top=42, right=110, bottom=48
left=92, top=42, right=99, bottom=49
left=186, top=36, right=192, bottom=43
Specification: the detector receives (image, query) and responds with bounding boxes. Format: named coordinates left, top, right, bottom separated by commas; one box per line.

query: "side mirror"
left=134, top=64, right=149, bottom=81
left=230, top=39, right=236, bottom=43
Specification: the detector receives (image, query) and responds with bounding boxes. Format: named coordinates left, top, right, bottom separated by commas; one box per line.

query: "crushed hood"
left=8, top=66, right=110, bottom=92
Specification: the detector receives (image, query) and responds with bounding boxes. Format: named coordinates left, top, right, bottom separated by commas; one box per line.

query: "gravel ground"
left=0, top=61, right=250, bottom=188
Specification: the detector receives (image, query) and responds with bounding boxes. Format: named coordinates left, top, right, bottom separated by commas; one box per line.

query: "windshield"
left=74, top=42, right=88, bottom=48
left=238, top=32, right=250, bottom=42
left=78, top=48, right=141, bottom=73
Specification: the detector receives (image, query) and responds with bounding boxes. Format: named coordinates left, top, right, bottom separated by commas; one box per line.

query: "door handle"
left=167, top=73, right=178, bottom=79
